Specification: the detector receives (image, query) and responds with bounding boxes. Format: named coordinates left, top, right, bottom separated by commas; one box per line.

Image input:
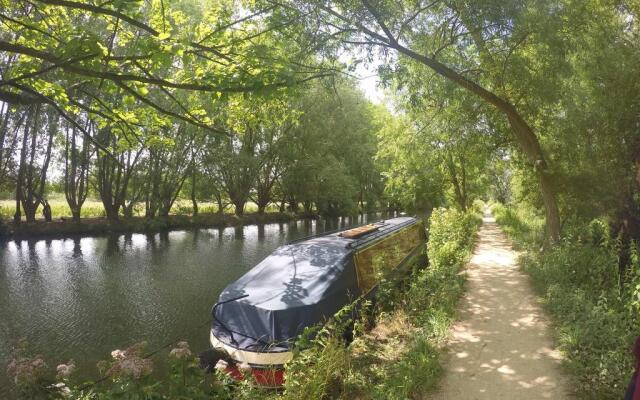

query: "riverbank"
left=0, top=212, right=315, bottom=241
left=275, top=207, right=482, bottom=399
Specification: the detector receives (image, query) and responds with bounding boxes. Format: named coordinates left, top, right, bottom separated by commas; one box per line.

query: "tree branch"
left=361, top=0, right=397, bottom=44
left=34, top=0, right=159, bottom=36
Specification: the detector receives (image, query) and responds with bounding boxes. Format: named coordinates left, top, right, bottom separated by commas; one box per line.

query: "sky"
left=354, top=60, right=399, bottom=114
left=357, top=69, right=384, bottom=104
left=336, top=46, right=387, bottom=105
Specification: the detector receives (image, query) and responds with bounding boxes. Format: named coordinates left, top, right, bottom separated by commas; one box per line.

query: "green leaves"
left=0, top=0, right=330, bottom=139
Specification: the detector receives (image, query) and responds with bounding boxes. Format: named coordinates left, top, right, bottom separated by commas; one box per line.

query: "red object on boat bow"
left=225, top=365, right=285, bottom=387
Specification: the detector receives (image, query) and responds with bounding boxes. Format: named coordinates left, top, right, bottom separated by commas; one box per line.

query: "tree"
left=0, top=0, right=329, bottom=143
left=94, top=128, right=142, bottom=221
left=266, top=0, right=561, bottom=240
left=144, top=125, right=194, bottom=218
left=0, top=103, right=22, bottom=192
left=14, top=105, right=56, bottom=223
left=63, top=118, right=94, bottom=222
left=280, top=82, right=381, bottom=216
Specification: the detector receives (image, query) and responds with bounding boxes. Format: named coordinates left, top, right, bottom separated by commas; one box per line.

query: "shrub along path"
left=430, top=214, right=570, bottom=399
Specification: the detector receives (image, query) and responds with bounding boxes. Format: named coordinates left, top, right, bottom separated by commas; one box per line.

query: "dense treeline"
left=0, top=0, right=396, bottom=225
left=0, top=81, right=391, bottom=222
left=370, top=0, right=640, bottom=286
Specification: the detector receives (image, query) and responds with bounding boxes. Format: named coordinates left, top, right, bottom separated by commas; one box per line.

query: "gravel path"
left=429, top=214, right=570, bottom=399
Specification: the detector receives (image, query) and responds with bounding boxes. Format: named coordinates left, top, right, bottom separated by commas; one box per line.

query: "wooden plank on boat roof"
left=339, top=224, right=379, bottom=239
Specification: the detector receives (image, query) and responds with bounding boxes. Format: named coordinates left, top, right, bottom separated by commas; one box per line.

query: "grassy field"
left=0, top=196, right=280, bottom=220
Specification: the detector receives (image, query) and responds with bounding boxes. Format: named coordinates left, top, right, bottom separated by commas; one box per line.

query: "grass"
left=0, top=195, right=283, bottom=221
left=490, top=202, right=545, bottom=249
left=493, top=202, right=640, bottom=399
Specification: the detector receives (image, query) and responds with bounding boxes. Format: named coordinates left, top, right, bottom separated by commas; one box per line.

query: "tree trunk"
left=233, top=199, right=245, bottom=216
left=446, top=153, right=467, bottom=212
left=256, top=188, right=270, bottom=214
left=104, top=204, right=119, bottom=221
left=64, top=123, right=91, bottom=224
left=288, top=197, right=298, bottom=213
left=71, top=208, right=81, bottom=223
left=42, top=200, right=52, bottom=222
left=0, top=103, right=9, bottom=184
left=303, top=201, right=313, bottom=214
left=191, top=164, right=198, bottom=216
left=14, top=113, right=28, bottom=223
left=216, top=197, right=224, bottom=215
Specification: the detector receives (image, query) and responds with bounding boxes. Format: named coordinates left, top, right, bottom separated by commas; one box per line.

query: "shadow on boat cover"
left=211, top=217, right=422, bottom=355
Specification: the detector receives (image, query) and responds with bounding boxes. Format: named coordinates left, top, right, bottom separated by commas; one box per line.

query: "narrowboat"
left=208, top=216, right=426, bottom=386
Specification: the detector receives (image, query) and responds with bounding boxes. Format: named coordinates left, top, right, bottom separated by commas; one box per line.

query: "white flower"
left=49, top=382, right=72, bottom=397
left=169, top=341, right=192, bottom=359
left=111, top=350, right=126, bottom=360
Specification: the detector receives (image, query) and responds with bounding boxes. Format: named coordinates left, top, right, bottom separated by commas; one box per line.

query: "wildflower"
left=169, top=341, right=192, bottom=360
left=107, top=356, right=153, bottom=379
left=106, top=342, right=153, bottom=379
left=6, top=355, right=48, bottom=385
left=56, top=360, right=75, bottom=380
left=49, top=382, right=72, bottom=397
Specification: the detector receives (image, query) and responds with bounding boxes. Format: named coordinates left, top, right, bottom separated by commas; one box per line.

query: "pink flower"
left=107, top=357, right=153, bottom=379
left=105, top=342, right=153, bottom=379
left=6, top=355, right=48, bottom=385
left=56, top=360, right=75, bottom=380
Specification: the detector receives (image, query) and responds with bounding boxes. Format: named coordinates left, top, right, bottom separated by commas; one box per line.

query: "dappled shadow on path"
left=428, top=216, right=571, bottom=400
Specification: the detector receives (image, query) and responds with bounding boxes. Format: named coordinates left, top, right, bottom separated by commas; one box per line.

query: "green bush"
left=495, top=204, right=640, bottom=399
left=491, top=202, right=544, bottom=249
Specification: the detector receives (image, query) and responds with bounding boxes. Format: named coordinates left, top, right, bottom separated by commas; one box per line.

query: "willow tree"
left=0, top=0, right=333, bottom=214
left=265, top=0, right=562, bottom=240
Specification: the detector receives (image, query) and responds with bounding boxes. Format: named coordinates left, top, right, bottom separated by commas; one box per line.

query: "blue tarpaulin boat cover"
left=211, top=217, right=419, bottom=353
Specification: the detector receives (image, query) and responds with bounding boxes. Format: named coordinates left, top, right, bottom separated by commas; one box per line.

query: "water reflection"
left=0, top=213, right=393, bottom=396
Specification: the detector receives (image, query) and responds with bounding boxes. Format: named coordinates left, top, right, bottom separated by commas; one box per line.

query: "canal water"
left=0, top=214, right=392, bottom=396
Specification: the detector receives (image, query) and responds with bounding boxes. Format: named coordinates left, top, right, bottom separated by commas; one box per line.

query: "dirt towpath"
left=429, top=214, right=570, bottom=399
